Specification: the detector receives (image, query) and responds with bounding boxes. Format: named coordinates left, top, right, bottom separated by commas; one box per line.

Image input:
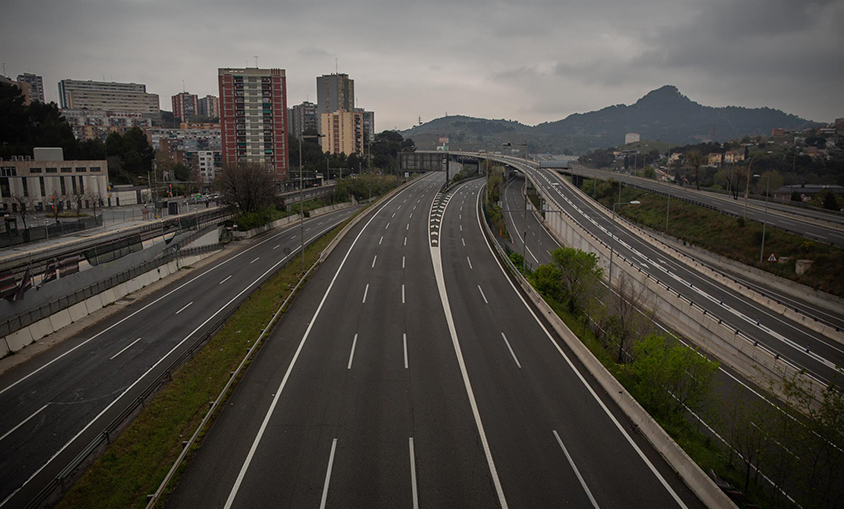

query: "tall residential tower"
left=316, top=73, right=354, bottom=116
left=218, top=67, right=289, bottom=181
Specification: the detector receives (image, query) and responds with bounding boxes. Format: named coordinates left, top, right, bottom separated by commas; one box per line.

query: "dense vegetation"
left=513, top=244, right=843, bottom=508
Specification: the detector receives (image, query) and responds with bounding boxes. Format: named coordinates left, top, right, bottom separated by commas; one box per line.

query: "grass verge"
left=581, top=178, right=844, bottom=297
left=56, top=218, right=352, bottom=509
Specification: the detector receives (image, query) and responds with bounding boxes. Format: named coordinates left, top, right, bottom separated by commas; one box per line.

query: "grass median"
left=56, top=217, right=352, bottom=509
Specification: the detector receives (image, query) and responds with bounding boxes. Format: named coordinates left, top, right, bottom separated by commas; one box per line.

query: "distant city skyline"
left=2, top=0, right=842, bottom=130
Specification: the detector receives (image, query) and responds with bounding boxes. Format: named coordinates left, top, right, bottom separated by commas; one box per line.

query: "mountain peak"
left=634, top=85, right=691, bottom=107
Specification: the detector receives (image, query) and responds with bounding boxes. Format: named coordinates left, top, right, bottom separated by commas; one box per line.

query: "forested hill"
left=402, top=86, right=820, bottom=153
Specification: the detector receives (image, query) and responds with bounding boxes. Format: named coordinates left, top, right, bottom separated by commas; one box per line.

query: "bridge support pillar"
left=572, top=174, right=584, bottom=188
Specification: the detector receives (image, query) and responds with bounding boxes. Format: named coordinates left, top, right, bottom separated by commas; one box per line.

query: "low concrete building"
left=0, top=148, right=109, bottom=213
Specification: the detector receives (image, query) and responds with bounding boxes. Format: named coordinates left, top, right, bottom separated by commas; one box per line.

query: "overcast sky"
left=2, top=0, right=842, bottom=130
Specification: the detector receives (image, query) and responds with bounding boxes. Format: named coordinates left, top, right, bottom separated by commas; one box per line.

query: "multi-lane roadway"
left=564, top=165, right=844, bottom=246
left=167, top=173, right=703, bottom=508
left=0, top=206, right=358, bottom=508
left=493, top=158, right=844, bottom=391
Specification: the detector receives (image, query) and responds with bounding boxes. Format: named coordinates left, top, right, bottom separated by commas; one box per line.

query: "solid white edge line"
left=0, top=210, right=352, bottom=398
left=0, top=403, right=49, bottom=443
left=362, top=283, right=369, bottom=303
left=109, top=337, right=143, bottom=360
left=347, top=333, right=358, bottom=370
left=174, top=302, right=193, bottom=315
left=554, top=430, right=600, bottom=509
left=222, top=178, right=420, bottom=509
left=319, top=438, right=338, bottom=509
left=475, top=183, right=688, bottom=508
left=429, top=182, right=509, bottom=509
left=409, top=437, right=419, bottom=509
left=500, top=333, right=522, bottom=368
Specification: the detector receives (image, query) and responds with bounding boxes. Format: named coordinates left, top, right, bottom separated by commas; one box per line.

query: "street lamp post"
left=609, top=200, right=640, bottom=288
left=757, top=174, right=770, bottom=263
left=743, top=155, right=758, bottom=220
left=299, top=133, right=325, bottom=274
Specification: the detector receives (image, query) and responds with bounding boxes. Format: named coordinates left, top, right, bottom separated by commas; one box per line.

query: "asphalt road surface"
left=501, top=159, right=844, bottom=389
left=167, top=173, right=704, bottom=509
left=0, top=206, right=358, bottom=508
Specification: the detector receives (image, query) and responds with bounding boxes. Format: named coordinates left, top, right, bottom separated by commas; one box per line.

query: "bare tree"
left=686, top=151, right=705, bottom=191
left=215, top=163, right=276, bottom=214
left=9, top=194, right=37, bottom=230
left=85, top=190, right=102, bottom=224
left=609, top=273, right=655, bottom=363
left=48, top=194, right=69, bottom=224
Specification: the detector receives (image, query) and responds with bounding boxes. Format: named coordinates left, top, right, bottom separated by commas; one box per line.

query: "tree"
left=85, top=190, right=102, bottom=223
left=627, top=334, right=718, bottom=421
left=550, top=247, right=603, bottom=313
left=686, top=150, right=705, bottom=191
left=48, top=193, right=69, bottom=223
left=642, top=166, right=656, bottom=179
left=9, top=195, right=36, bottom=229
left=173, top=163, right=192, bottom=182
left=215, top=163, right=275, bottom=214
left=822, top=192, right=840, bottom=211
left=607, top=273, right=654, bottom=363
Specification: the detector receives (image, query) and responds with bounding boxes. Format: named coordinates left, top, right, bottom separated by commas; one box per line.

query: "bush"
left=736, top=217, right=745, bottom=228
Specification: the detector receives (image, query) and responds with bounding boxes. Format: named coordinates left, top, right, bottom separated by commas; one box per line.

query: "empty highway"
left=167, top=173, right=703, bottom=508
left=0, top=206, right=358, bottom=508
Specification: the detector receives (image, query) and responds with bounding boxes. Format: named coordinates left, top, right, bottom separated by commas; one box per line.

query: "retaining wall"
left=0, top=250, right=215, bottom=358
left=531, top=173, right=825, bottom=404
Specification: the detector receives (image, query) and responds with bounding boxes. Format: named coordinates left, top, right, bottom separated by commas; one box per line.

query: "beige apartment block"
left=320, top=110, right=363, bottom=156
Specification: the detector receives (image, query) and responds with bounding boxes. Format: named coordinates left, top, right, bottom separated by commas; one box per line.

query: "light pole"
left=743, top=155, right=758, bottom=220
left=609, top=200, right=640, bottom=288
left=299, top=133, right=325, bottom=274
left=757, top=174, right=771, bottom=263
left=504, top=142, right=529, bottom=273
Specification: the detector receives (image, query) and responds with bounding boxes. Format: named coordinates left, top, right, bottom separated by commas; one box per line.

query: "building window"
left=46, top=167, right=57, bottom=173
left=71, top=176, right=77, bottom=195
left=39, top=177, right=45, bottom=196
left=79, top=176, right=84, bottom=194
left=60, top=177, right=66, bottom=195
left=22, top=178, right=29, bottom=197
left=61, top=167, right=73, bottom=173
left=90, top=167, right=101, bottom=172
left=76, top=167, right=86, bottom=172
left=30, top=168, right=42, bottom=174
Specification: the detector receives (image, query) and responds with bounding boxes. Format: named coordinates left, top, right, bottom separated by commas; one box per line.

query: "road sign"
left=767, top=253, right=777, bottom=262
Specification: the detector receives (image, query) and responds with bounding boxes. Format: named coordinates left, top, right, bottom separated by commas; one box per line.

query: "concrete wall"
left=234, top=203, right=354, bottom=240
left=1, top=251, right=213, bottom=357
left=560, top=176, right=844, bottom=345
left=478, top=201, right=739, bottom=509
left=530, top=172, right=825, bottom=404
left=0, top=241, right=169, bottom=322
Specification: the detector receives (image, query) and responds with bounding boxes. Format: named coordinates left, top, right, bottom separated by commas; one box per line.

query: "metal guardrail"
left=0, top=244, right=223, bottom=339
